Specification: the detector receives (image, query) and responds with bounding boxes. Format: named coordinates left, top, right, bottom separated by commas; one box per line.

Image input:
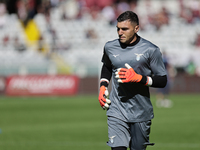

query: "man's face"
left=117, top=20, right=139, bottom=44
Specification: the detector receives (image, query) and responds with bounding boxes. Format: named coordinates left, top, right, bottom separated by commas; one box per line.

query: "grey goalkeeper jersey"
left=102, top=36, right=167, bottom=123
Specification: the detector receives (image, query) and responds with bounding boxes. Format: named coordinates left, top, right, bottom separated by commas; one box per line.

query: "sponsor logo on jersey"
left=113, top=54, right=119, bottom=58
left=135, top=53, right=143, bottom=61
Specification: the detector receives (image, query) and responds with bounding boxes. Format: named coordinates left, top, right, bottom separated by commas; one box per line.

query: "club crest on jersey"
left=109, top=135, right=116, bottom=144
left=135, top=53, right=143, bottom=61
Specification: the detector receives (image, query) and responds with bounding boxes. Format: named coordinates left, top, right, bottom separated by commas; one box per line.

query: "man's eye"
left=117, top=27, right=128, bottom=31
left=122, top=28, right=128, bottom=31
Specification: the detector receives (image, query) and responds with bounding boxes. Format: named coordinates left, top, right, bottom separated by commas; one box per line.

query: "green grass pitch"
left=0, top=94, right=200, bottom=150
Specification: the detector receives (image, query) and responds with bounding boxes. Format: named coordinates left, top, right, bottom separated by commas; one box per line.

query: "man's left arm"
left=148, top=47, right=168, bottom=88
left=150, top=75, right=167, bottom=88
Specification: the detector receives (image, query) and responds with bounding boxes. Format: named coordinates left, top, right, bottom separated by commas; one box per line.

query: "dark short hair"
left=117, top=11, right=139, bottom=25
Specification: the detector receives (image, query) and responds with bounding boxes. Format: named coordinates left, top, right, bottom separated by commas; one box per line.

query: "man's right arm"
left=100, top=64, right=112, bottom=87
left=98, top=45, right=112, bottom=109
left=98, top=64, right=112, bottom=110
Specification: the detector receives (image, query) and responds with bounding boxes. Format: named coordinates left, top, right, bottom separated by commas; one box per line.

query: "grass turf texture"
left=0, top=94, right=200, bottom=150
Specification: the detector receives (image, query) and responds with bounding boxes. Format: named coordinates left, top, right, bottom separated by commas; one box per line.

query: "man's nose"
left=118, top=29, right=123, bottom=35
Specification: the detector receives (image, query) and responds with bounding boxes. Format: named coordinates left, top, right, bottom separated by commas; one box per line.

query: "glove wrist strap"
left=100, top=78, right=109, bottom=87
left=140, top=76, right=153, bottom=86
left=145, top=76, right=153, bottom=86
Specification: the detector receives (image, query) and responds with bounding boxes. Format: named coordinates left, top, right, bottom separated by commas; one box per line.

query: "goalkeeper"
left=98, top=11, right=167, bottom=150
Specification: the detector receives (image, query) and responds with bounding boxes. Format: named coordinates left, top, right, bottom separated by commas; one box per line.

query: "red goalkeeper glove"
left=98, top=86, right=111, bottom=110
left=115, top=63, right=142, bottom=83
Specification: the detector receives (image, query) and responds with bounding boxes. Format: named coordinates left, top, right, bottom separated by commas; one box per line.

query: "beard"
left=119, top=33, right=136, bottom=45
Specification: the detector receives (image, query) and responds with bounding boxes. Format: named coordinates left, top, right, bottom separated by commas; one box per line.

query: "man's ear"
left=135, top=25, right=139, bottom=32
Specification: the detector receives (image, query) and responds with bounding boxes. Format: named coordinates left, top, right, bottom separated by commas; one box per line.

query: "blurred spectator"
left=156, top=51, right=175, bottom=108
left=37, top=34, right=49, bottom=55
left=60, top=0, right=80, bottom=20
left=150, top=6, right=170, bottom=31
left=60, top=5, right=68, bottom=20
left=90, top=5, right=102, bottom=20
left=1, top=35, right=13, bottom=51
left=179, top=2, right=193, bottom=23
left=0, top=2, right=7, bottom=28
left=83, top=0, right=114, bottom=20
left=16, top=0, right=27, bottom=23
left=50, top=29, right=57, bottom=52
left=13, top=36, right=27, bottom=52
left=75, top=0, right=87, bottom=19
left=85, top=28, right=98, bottom=39
left=37, top=0, right=51, bottom=17
left=50, top=0, right=60, bottom=8
left=186, top=59, right=196, bottom=75
left=117, top=0, right=130, bottom=14
left=44, top=13, right=58, bottom=53
left=129, top=0, right=137, bottom=11
left=84, top=0, right=113, bottom=10
left=179, top=0, right=200, bottom=24
left=55, top=40, right=71, bottom=52
left=2, top=35, right=9, bottom=47
left=101, top=0, right=138, bottom=26
left=16, top=0, right=38, bottom=26
left=190, top=49, right=200, bottom=76
left=101, top=3, right=117, bottom=25
left=26, top=0, right=37, bottom=19
left=187, top=0, right=200, bottom=23
left=193, top=33, right=200, bottom=47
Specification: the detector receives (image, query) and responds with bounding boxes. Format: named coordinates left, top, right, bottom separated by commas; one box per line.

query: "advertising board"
left=6, top=75, right=79, bottom=96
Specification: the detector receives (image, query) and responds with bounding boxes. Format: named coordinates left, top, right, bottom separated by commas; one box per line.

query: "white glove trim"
left=146, top=76, right=153, bottom=86
left=100, top=78, right=110, bottom=84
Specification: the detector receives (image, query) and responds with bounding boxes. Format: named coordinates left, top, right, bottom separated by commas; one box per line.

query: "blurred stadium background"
left=0, top=0, right=200, bottom=150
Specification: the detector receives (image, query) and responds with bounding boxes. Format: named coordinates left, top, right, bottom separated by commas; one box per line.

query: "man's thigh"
left=130, top=120, right=154, bottom=150
left=107, top=117, right=130, bottom=148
